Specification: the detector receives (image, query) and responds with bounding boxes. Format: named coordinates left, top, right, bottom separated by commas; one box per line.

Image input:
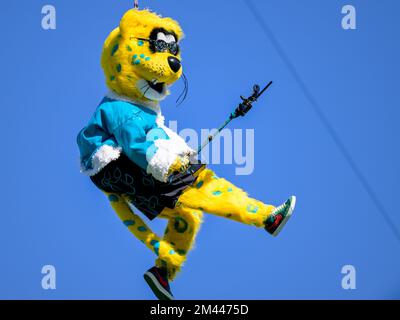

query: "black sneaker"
left=144, top=266, right=174, bottom=300
left=264, top=196, right=296, bottom=237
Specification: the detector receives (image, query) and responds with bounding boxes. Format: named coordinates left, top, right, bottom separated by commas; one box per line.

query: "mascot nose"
left=168, top=56, right=181, bottom=73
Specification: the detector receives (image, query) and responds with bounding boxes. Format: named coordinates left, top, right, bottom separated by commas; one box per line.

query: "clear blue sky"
left=0, top=0, right=399, bottom=299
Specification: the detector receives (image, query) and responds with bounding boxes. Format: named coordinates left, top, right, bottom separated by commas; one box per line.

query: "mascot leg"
left=155, top=206, right=203, bottom=281
left=104, top=192, right=185, bottom=268
left=177, top=168, right=275, bottom=227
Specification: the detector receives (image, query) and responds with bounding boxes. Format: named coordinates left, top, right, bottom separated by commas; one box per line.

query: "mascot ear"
left=119, top=9, right=184, bottom=41
left=119, top=9, right=145, bottom=38
left=162, top=17, right=185, bottom=41
left=103, top=27, right=120, bottom=50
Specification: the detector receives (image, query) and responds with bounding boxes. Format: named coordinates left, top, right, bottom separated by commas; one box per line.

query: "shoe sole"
left=272, top=195, right=296, bottom=237
left=144, top=271, right=174, bottom=300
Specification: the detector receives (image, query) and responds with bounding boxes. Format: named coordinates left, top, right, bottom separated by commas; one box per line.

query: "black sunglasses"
left=135, top=37, right=180, bottom=55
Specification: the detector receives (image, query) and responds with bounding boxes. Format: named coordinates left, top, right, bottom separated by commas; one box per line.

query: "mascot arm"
left=114, top=118, right=186, bottom=183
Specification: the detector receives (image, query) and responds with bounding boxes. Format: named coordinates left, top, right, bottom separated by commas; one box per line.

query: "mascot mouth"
left=137, top=79, right=167, bottom=101
left=147, top=80, right=165, bottom=94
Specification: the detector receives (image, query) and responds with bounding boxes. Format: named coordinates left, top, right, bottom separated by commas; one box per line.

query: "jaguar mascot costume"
left=77, top=8, right=296, bottom=300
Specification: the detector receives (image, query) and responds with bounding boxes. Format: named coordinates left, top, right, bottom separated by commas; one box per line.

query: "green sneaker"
left=144, top=266, right=174, bottom=300
left=264, top=196, right=296, bottom=237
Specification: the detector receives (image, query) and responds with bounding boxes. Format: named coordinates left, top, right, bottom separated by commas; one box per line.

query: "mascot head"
left=101, top=9, right=184, bottom=104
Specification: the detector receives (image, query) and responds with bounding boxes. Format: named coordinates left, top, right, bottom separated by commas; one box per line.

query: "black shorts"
left=90, top=153, right=205, bottom=220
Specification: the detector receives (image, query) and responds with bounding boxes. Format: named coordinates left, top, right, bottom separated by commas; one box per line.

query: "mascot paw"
left=168, top=155, right=190, bottom=175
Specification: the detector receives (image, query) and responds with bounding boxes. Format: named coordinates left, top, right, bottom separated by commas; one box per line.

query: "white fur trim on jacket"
left=160, top=124, right=196, bottom=156
left=80, top=145, right=122, bottom=176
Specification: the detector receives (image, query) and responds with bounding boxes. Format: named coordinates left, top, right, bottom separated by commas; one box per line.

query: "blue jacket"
left=77, top=93, right=195, bottom=183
